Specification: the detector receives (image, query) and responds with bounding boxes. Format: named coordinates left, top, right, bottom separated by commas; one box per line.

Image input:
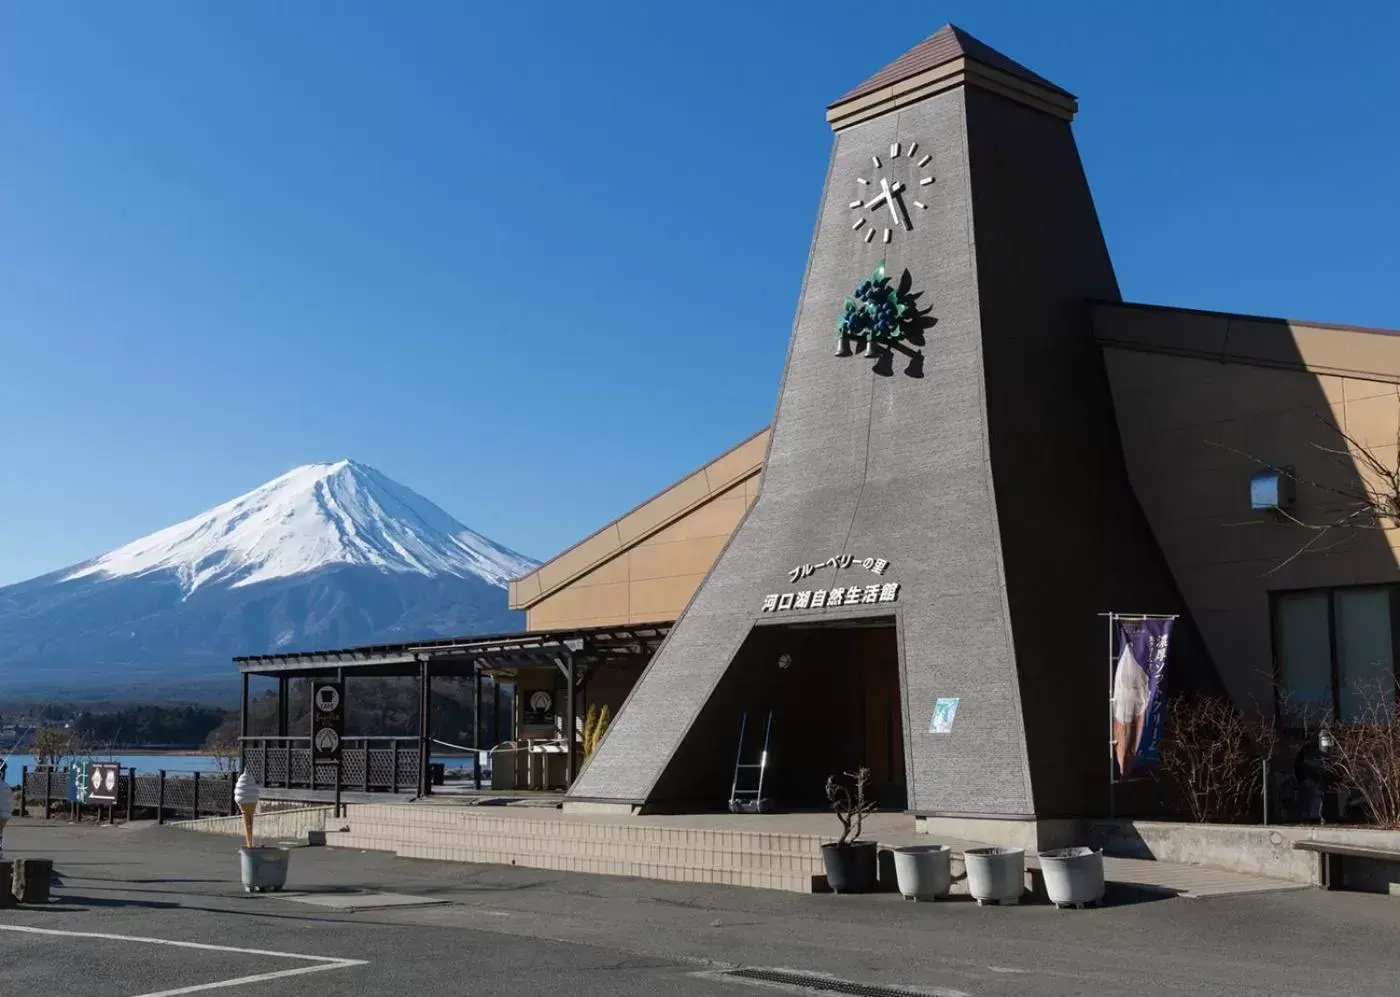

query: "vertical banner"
left=1112, top=617, right=1173, bottom=778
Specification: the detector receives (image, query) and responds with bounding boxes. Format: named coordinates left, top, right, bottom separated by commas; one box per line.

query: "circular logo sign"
left=104, top=769, right=117, bottom=792
left=529, top=691, right=553, bottom=712
left=315, top=727, right=341, bottom=753
left=314, top=685, right=341, bottom=713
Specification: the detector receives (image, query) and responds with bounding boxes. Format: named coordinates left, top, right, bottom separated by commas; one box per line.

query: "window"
left=1273, top=585, right=1398, bottom=724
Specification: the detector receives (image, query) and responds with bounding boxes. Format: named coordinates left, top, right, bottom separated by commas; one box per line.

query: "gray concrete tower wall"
left=570, top=34, right=1206, bottom=819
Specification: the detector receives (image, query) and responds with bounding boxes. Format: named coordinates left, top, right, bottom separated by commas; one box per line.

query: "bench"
left=1293, top=840, right=1400, bottom=891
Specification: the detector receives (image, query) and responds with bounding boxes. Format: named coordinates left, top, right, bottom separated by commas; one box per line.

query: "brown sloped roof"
left=829, top=24, right=1072, bottom=108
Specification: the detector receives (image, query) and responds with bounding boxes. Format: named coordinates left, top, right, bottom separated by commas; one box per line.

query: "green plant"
left=824, top=768, right=876, bottom=846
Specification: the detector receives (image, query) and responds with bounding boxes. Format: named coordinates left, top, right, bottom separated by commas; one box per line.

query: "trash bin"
left=490, top=742, right=522, bottom=790
left=430, top=763, right=446, bottom=787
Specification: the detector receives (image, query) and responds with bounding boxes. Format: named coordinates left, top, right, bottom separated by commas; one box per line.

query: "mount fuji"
left=0, top=460, right=538, bottom=701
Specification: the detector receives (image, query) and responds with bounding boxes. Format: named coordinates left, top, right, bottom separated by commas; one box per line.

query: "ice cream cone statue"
left=0, top=761, right=11, bottom=860
left=234, top=771, right=261, bottom=848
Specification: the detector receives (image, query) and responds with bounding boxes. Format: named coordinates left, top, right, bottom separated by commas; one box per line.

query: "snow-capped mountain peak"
left=64, top=459, right=537, bottom=595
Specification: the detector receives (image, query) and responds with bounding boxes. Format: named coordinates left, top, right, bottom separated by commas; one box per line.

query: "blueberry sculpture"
left=836, top=261, right=911, bottom=357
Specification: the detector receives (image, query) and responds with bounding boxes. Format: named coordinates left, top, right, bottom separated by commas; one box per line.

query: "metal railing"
left=239, top=736, right=420, bottom=792
left=19, top=765, right=237, bottom=824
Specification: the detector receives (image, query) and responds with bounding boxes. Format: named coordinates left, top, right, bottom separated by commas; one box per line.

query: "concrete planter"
left=1039, top=846, right=1105, bottom=908
left=964, top=846, right=1025, bottom=905
left=239, top=847, right=290, bottom=893
left=891, top=844, right=951, bottom=901
left=12, top=858, right=52, bottom=904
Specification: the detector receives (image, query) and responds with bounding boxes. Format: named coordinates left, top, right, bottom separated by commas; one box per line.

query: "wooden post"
left=126, top=768, right=135, bottom=823
left=193, top=771, right=201, bottom=817
left=564, top=651, right=576, bottom=788
left=418, top=658, right=433, bottom=797
left=239, top=671, right=250, bottom=775
left=157, top=770, right=166, bottom=825
left=473, top=666, right=483, bottom=791
left=19, top=766, right=27, bottom=818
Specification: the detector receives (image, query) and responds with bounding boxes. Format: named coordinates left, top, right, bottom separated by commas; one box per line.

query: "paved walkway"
left=346, top=805, right=1307, bottom=899
left=1, top=820, right=1390, bottom=997
left=670, top=813, right=1307, bottom=898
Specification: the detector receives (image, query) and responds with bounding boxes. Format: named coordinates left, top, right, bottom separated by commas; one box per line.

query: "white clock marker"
left=851, top=138, right=922, bottom=242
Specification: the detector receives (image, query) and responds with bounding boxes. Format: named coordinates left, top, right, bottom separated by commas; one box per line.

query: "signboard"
left=88, top=762, right=120, bottom=803
left=1112, top=617, right=1173, bottom=779
left=311, top=681, right=344, bottom=762
left=522, top=690, right=555, bottom=727
left=762, top=555, right=899, bottom=614
left=929, top=698, right=959, bottom=734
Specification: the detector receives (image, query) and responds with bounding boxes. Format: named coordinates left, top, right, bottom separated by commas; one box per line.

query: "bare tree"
left=202, top=726, right=241, bottom=774
left=32, top=725, right=78, bottom=769
left=1208, top=396, right=1400, bottom=573
left=824, top=768, right=877, bottom=846
left=1325, top=677, right=1400, bottom=827
left=1157, top=697, right=1277, bottom=823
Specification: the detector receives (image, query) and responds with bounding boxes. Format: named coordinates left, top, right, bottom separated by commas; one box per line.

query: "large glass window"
left=1273, top=585, right=1397, bottom=723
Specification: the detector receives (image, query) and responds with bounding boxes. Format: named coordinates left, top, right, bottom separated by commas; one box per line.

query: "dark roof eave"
left=234, top=621, right=674, bottom=674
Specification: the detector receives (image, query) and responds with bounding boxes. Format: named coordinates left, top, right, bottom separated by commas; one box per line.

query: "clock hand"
left=880, top=177, right=902, bottom=228
left=865, top=186, right=889, bottom=212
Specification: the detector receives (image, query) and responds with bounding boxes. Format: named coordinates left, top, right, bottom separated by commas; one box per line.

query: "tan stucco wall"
left=511, top=430, right=767, bottom=630
left=1097, top=303, right=1400, bottom=713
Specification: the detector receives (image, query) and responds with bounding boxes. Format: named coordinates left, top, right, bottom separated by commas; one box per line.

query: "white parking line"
left=0, top=924, right=368, bottom=996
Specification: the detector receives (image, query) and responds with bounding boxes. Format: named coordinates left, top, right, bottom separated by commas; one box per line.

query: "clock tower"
left=570, top=26, right=1190, bottom=845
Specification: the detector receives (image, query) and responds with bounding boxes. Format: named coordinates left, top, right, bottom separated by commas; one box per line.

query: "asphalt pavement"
left=3, top=816, right=1400, bottom=997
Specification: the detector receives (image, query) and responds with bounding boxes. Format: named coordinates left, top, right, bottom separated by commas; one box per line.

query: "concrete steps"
left=329, top=804, right=829, bottom=892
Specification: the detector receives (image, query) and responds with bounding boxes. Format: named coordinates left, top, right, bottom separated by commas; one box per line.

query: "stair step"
left=336, top=823, right=827, bottom=872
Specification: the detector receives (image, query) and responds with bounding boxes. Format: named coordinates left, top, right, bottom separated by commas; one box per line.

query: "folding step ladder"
left=728, top=711, right=774, bottom=814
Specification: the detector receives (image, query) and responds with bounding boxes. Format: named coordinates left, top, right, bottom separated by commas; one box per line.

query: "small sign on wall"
left=522, top=690, right=556, bottom=726
left=929, top=698, right=959, bottom=734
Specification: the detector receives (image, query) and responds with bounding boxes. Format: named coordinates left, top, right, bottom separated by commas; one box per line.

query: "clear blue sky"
left=3, top=1, right=1398, bottom=586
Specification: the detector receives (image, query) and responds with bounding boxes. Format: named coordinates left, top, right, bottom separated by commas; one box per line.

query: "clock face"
left=849, top=141, right=934, bottom=244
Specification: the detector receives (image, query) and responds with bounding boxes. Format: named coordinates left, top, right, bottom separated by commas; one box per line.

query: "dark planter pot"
left=239, top=847, right=290, bottom=893
left=821, top=841, right=878, bottom=894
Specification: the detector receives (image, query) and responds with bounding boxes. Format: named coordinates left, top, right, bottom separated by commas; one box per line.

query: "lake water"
left=1, top=751, right=479, bottom=785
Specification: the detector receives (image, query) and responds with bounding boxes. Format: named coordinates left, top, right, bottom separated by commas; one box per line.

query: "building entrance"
left=652, top=619, right=906, bottom=811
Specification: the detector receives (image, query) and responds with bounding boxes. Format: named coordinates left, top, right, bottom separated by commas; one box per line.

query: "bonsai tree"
left=824, top=767, right=877, bottom=846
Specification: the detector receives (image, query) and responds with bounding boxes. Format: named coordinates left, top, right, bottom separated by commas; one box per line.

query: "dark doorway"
left=650, top=618, right=906, bottom=811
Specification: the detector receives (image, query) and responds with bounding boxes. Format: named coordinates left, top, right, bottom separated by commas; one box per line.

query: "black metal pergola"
left=233, top=622, right=670, bottom=797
